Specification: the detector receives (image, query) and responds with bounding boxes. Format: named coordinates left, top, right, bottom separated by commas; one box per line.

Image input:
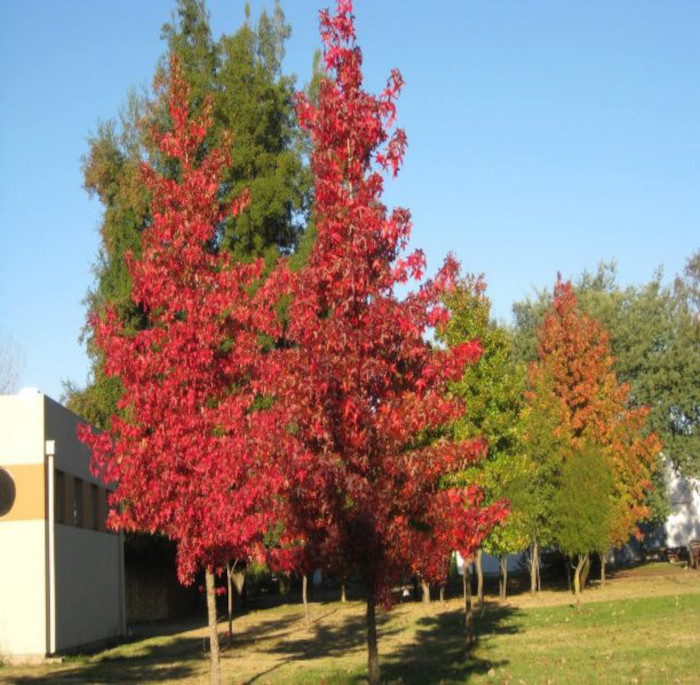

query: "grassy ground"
left=2, top=563, right=699, bottom=684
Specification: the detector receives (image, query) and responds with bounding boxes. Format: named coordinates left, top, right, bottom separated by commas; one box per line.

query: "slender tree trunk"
left=580, top=554, right=591, bottom=589
left=205, top=569, right=221, bottom=685
left=536, top=551, right=541, bottom=593
left=302, top=574, right=310, bottom=626
left=439, top=584, right=445, bottom=603
left=226, top=563, right=233, bottom=637
left=499, top=555, right=508, bottom=602
left=366, top=594, right=380, bottom=685
left=421, top=579, right=431, bottom=604
left=600, top=551, right=606, bottom=588
left=530, top=542, right=539, bottom=596
left=476, top=549, right=484, bottom=605
left=463, top=562, right=474, bottom=648
left=573, top=554, right=587, bottom=607
left=341, top=578, right=347, bottom=603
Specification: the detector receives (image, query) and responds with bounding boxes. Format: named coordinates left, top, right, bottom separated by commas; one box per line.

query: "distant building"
left=0, top=390, right=125, bottom=663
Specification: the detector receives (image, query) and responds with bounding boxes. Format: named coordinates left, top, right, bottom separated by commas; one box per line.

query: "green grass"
left=2, top=566, right=699, bottom=684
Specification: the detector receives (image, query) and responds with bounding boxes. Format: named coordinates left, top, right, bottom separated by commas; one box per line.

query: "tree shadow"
left=7, top=636, right=204, bottom=683
left=379, top=604, right=518, bottom=684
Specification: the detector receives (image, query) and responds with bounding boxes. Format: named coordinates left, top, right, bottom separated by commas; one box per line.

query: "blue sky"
left=0, top=0, right=698, bottom=402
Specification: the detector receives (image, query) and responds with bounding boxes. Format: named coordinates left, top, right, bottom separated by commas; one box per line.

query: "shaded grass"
left=2, top=566, right=699, bottom=684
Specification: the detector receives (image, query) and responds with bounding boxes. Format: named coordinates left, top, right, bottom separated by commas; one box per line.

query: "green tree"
left=442, top=276, right=526, bottom=602
left=552, top=442, right=614, bottom=603
left=64, top=0, right=312, bottom=427
left=519, top=367, right=569, bottom=594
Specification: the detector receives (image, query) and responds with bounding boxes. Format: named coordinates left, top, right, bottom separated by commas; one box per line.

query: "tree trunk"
left=573, top=554, right=587, bottom=607
left=499, top=555, right=508, bottom=602
left=366, top=594, right=380, bottom=685
left=439, top=584, right=445, bottom=603
left=580, top=554, right=591, bottom=589
left=226, top=563, right=233, bottom=637
left=529, top=542, right=539, bottom=596
left=600, top=552, right=606, bottom=588
left=476, top=549, right=484, bottom=605
left=302, top=574, right=310, bottom=626
left=567, top=558, right=572, bottom=593
left=421, top=579, right=431, bottom=604
left=463, top=562, right=474, bottom=648
left=205, top=569, right=221, bottom=685
left=341, top=579, right=347, bottom=603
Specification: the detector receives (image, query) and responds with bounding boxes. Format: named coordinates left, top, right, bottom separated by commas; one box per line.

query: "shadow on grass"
left=244, top=602, right=520, bottom=684
left=7, top=636, right=203, bottom=683
left=380, top=604, right=518, bottom=684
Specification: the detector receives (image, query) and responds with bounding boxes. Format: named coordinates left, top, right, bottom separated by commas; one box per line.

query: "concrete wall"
left=45, top=396, right=125, bottom=651
left=0, top=521, right=47, bottom=658
left=0, top=391, right=48, bottom=658
left=0, top=391, right=125, bottom=658
left=53, top=526, right=124, bottom=651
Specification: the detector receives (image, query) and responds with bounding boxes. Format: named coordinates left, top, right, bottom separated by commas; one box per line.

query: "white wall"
left=0, top=521, right=47, bottom=657
left=665, top=468, right=700, bottom=546
left=54, top=525, right=124, bottom=651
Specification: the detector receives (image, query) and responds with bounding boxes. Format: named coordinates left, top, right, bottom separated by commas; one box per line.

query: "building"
left=0, top=389, right=125, bottom=663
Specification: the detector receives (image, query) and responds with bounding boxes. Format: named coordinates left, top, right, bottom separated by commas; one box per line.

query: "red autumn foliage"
left=262, top=0, right=507, bottom=611
left=78, top=57, right=283, bottom=582
left=530, top=276, right=661, bottom=545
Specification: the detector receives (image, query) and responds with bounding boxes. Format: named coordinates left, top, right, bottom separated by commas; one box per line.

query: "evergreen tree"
left=65, top=0, right=311, bottom=427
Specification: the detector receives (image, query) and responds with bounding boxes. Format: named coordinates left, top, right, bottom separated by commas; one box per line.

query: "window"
left=91, top=484, right=99, bottom=530
left=0, top=468, right=16, bottom=517
left=73, top=478, right=84, bottom=527
left=55, top=470, right=65, bottom=524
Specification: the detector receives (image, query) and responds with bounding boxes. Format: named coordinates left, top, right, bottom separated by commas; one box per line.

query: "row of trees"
left=441, top=269, right=685, bottom=604
left=76, top=3, right=507, bottom=683
left=69, top=1, right=697, bottom=682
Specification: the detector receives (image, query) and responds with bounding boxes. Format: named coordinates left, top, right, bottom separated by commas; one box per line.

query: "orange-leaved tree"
left=527, top=276, right=661, bottom=589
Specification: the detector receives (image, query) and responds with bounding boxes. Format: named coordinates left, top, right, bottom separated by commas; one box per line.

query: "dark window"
left=91, top=484, right=99, bottom=530
left=0, top=468, right=16, bottom=517
left=73, top=478, right=83, bottom=527
left=55, top=470, right=65, bottom=524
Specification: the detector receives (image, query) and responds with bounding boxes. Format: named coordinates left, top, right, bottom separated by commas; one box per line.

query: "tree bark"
left=205, top=569, right=221, bottom=685
left=302, top=574, right=310, bottom=626
left=580, top=554, right=591, bottom=589
left=599, top=551, right=606, bottom=588
left=421, top=579, right=431, bottom=604
left=499, top=555, right=508, bottom=602
left=341, top=579, right=347, bottom=603
left=463, top=562, right=474, bottom=648
left=366, top=594, right=380, bottom=685
left=226, top=563, right=233, bottom=637
left=529, top=541, right=539, bottom=596
left=476, top=549, right=484, bottom=605
left=573, top=554, right=587, bottom=607
left=439, top=584, right=445, bottom=603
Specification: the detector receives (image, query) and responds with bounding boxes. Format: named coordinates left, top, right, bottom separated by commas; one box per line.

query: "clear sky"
left=0, top=0, right=698, bottom=402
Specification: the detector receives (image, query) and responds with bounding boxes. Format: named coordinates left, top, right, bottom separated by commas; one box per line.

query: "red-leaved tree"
left=262, top=3, right=507, bottom=681
left=79, top=57, right=283, bottom=684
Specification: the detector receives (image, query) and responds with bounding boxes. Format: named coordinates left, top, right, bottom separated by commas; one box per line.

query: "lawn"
left=2, top=563, right=699, bottom=684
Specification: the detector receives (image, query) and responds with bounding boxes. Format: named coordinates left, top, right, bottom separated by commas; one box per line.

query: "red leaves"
left=79, top=56, right=282, bottom=583
left=263, top=0, right=502, bottom=604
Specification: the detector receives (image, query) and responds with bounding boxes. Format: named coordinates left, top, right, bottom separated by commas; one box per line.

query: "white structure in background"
left=454, top=550, right=520, bottom=576
left=660, top=463, right=700, bottom=547
left=0, top=389, right=125, bottom=663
